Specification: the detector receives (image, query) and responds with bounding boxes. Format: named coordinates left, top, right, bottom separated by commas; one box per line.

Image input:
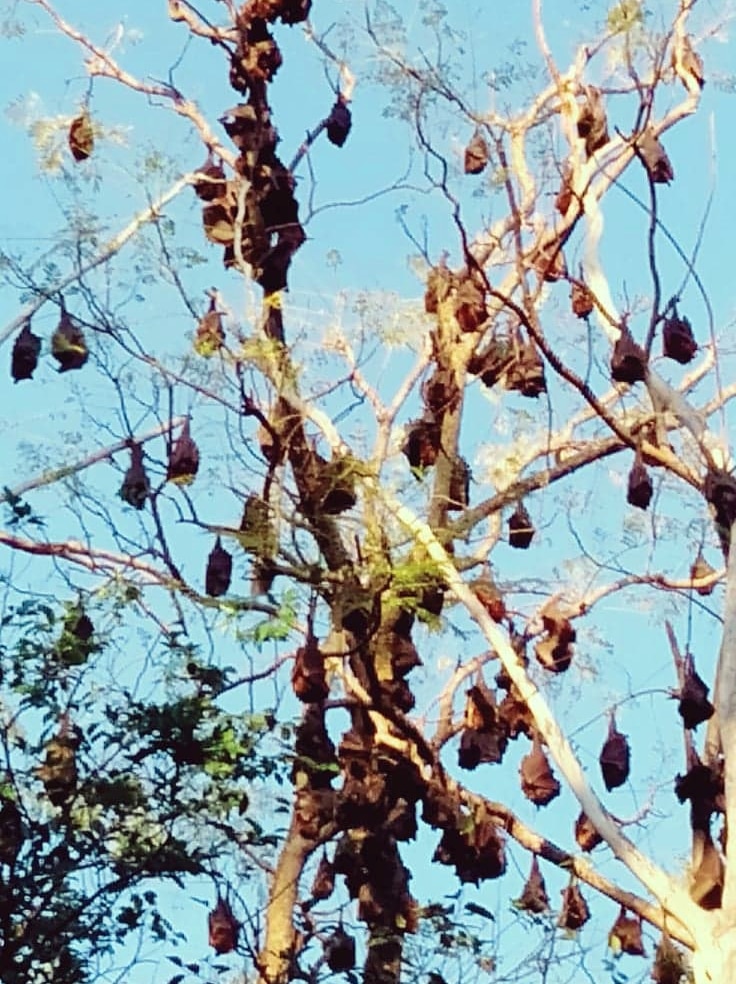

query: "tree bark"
left=692, top=925, right=736, bottom=984
left=715, top=524, right=736, bottom=911
left=259, top=814, right=312, bottom=984
left=690, top=522, right=736, bottom=981
left=364, top=930, right=402, bottom=984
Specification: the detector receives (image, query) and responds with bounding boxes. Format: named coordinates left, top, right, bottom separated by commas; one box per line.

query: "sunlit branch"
left=167, top=0, right=237, bottom=45
left=381, top=482, right=713, bottom=939
left=487, top=800, right=694, bottom=948
left=0, top=418, right=186, bottom=506
left=0, top=174, right=193, bottom=349
left=341, top=602, right=695, bottom=947
left=572, top=569, right=724, bottom=618
left=28, top=0, right=235, bottom=165
left=0, top=530, right=276, bottom=615
left=714, top=522, right=736, bottom=911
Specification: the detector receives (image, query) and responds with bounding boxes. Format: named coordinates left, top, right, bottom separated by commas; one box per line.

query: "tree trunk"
left=364, top=930, right=402, bottom=984
left=692, top=924, right=736, bottom=984
left=259, top=814, right=311, bottom=984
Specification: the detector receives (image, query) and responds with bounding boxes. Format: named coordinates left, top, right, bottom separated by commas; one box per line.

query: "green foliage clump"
left=607, top=0, right=645, bottom=33
left=0, top=598, right=281, bottom=981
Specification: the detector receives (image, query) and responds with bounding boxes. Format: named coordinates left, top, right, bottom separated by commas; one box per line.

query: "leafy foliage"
left=0, top=598, right=283, bottom=982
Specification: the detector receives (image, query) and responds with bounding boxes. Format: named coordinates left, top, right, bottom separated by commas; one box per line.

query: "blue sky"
left=2, top=2, right=736, bottom=983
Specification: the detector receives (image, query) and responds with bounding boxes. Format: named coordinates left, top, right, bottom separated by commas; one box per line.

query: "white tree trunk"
left=692, top=924, right=736, bottom=984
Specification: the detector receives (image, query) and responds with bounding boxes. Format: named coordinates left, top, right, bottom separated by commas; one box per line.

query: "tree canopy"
left=2, top=1, right=736, bottom=983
